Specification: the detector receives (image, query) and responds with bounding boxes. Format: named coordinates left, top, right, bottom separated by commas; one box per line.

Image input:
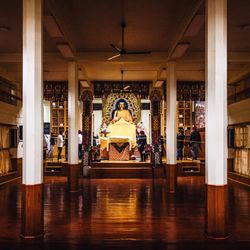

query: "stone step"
left=90, top=167, right=153, bottom=178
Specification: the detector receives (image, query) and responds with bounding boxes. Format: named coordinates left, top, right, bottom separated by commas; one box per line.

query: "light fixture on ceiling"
left=43, top=15, right=63, bottom=38
left=0, top=26, right=11, bottom=32
left=120, top=70, right=131, bottom=91
left=154, top=80, right=164, bottom=88
left=123, top=85, right=130, bottom=90
left=171, top=42, right=190, bottom=59
left=56, top=43, right=75, bottom=59
left=184, top=14, right=205, bottom=37
left=80, top=80, right=89, bottom=88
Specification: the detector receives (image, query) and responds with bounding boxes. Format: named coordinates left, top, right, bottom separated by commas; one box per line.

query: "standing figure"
left=78, top=130, right=83, bottom=159
left=137, top=131, right=147, bottom=162
left=65, top=130, right=68, bottom=161
left=43, top=135, right=48, bottom=160
left=177, top=128, right=185, bottom=160
left=184, top=127, right=191, bottom=159
left=48, top=134, right=55, bottom=160
left=190, top=126, right=201, bottom=160
left=136, top=121, right=145, bottom=134
left=57, top=130, right=64, bottom=161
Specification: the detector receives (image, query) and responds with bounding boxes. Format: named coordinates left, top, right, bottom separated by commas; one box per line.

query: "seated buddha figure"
left=112, top=101, right=133, bottom=123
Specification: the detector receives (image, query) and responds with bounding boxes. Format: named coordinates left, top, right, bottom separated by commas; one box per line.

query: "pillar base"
left=21, top=184, right=44, bottom=238
left=68, top=164, right=79, bottom=192
left=83, top=165, right=91, bottom=177
left=165, top=164, right=177, bottom=193
left=205, top=184, right=229, bottom=239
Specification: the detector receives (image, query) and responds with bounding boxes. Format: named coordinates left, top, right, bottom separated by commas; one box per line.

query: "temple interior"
left=0, top=0, right=250, bottom=249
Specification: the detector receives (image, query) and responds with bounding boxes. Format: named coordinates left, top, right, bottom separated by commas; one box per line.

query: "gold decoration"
left=102, top=93, right=141, bottom=125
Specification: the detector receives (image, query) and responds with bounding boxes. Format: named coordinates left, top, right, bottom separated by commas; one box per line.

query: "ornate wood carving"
left=150, top=90, right=162, bottom=166
left=80, top=90, right=93, bottom=166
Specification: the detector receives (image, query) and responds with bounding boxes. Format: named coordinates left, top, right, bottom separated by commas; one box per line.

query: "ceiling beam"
left=0, top=52, right=65, bottom=63
left=166, top=0, right=204, bottom=60
left=45, top=1, right=76, bottom=59
left=43, top=71, right=67, bottom=81
left=228, top=64, right=250, bottom=84
left=152, top=68, right=164, bottom=87
left=78, top=64, right=91, bottom=86
left=180, top=52, right=250, bottom=64
left=228, top=52, right=250, bottom=63
left=153, top=0, right=204, bottom=85
left=0, top=65, right=20, bottom=84
left=0, top=52, right=250, bottom=64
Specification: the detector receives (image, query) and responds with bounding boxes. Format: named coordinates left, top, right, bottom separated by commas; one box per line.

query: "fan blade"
left=110, top=44, right=122, bottom=52
left=107, top=54, right=121, bottom=61
left=125, top=51, right=151, bottom=55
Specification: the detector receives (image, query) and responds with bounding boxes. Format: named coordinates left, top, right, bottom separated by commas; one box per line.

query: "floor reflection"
left=0, top=176, right=249, bottom=249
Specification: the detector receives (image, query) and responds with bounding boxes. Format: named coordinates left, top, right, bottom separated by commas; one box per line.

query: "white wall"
left=93, top=98, right=102, bottom=136
left=43, top=100, right=50, bottom=123
left=141, top=99, right=151, bottom=144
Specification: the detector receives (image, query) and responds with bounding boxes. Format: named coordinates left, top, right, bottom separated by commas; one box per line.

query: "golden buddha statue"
left=100, top=101, right=137, bottom=155
left=112, top=102, right=133, bottom=123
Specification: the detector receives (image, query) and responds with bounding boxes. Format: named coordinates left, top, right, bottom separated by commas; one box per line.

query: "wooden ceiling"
left=0, top=0, right=250, bottom=84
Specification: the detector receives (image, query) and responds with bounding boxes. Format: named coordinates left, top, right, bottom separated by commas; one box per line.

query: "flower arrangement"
left=100, top=122, right=110, bottom=137
left=136, top=121, right=145, bottom=134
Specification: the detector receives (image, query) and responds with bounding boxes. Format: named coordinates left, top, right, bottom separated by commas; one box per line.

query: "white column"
left=92, top=99, right=102, bottom=136
left=166, top=62, right=177, bottom=165
left=23, top=0, right=43, bottom=185
left=68, top=61, right=79, bottom=165
left=205, top=0, right=227, bottom=185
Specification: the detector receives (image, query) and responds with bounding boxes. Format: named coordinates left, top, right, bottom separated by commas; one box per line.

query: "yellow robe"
left=114, top=109, right=132, bottom=123
left=100, top=118, right=137, bottom=150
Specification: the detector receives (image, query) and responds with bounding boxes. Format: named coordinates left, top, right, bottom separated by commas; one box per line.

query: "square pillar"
left=166, top=62, right=177, bottom=192
left=205, top=0, right=228, bottom=239
left=68, top=61, right=79, bottom=192
left=21, top=0, right=44, bottom=238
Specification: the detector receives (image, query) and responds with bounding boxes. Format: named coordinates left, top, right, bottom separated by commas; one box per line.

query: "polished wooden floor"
left=0, top=176, right=250, bottom=249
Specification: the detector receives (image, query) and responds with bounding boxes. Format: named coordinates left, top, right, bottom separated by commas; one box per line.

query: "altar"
left=100, top=118, right=136, bottom=161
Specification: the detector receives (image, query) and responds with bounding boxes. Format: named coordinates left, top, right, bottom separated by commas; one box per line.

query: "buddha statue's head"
left=118, top=102, right=125, bottom=110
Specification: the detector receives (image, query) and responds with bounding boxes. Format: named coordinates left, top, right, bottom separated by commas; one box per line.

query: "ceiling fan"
left=108, top=21, right=151, bottom=61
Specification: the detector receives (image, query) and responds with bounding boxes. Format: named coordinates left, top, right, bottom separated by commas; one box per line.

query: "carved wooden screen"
left=150, top=90, right=162, bottom=166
